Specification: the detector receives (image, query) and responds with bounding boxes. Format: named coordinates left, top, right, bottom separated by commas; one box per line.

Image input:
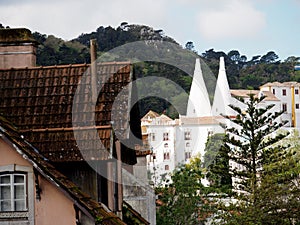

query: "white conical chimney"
left=212, top=57, right=234, bottom=116
left=186, top=58, right=212, bottom=117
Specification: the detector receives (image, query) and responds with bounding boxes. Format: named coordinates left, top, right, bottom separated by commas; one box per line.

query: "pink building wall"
left=0, top=138, right=77, bottom=225
left=35, top=177, right=76, bottom=225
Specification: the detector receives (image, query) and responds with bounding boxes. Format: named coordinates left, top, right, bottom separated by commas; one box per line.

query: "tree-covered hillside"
left=25, top=23, right=300, bottom=116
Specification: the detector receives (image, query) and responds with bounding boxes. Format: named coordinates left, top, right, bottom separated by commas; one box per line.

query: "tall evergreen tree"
left=257, top=130, right=300, bottom=224
left=203, top=133, right=232, bottom=194
left=215, top=94, right=292, bottom=224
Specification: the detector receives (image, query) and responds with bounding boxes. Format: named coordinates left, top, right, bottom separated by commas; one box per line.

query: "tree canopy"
left=213, top=95, right=300, bottom=224
left=25, top=23, right=300, bottom=118
left=156, top=157, right=215, bottom=225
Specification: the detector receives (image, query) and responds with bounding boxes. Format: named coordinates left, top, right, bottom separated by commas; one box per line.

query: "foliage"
left=213, top=94, right=300, bottom=224
left=185, top=41, right=196, bottom=52
left=75, top=23, right=177, bottom=52
left=123, top=203, right=146, bottom=225
left=134, top=61, right=193, bottom=118
left=28, top=23, right=300, bottom=118
left=203, top=133, right=232, bottom=194
left=201, top=49, right=299, bottom=89
left=156, top=157, right=215, bottom=225
left=32, top=32, right=90, bottom=66
left=203, top=133, right=225, bottom=169
left=256, top=131, right=300, bottom=224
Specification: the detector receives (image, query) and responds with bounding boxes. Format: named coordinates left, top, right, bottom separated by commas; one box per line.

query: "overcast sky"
left=1, top=0, right=299, bottom=60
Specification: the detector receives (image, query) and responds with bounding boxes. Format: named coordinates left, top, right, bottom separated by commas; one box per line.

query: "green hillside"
left=14, top=23, right=300, bottom=117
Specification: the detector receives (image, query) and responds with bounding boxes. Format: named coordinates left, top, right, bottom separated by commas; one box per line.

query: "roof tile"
left=0, top=62, right=138, bottom=164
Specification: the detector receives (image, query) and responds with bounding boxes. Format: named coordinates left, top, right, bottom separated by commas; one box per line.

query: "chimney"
left=0, top=28, right=37, bottom=69
left=90, top=39, right=98, bottom=102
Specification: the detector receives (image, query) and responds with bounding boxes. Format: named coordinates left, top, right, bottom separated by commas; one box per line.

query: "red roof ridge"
left=0, top=61, right=132, bottom=71
left=0, top=63, right=89, bottom=71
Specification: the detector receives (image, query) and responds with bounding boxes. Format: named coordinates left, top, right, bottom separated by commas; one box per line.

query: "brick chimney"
left=0, top=28, right=37, bottom=69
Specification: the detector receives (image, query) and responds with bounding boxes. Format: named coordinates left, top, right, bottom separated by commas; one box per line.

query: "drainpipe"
left=115, top=140, right=123, bottom=218
left=291, top=86, right=296, bottom=127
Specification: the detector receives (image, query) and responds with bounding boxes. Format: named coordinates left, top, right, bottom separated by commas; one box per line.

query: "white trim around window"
left=0, top=173, right=27, bottom=211
left=0, top=165, right=34, bottom=225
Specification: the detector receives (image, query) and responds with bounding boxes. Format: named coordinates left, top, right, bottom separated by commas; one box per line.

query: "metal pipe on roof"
left=90, top=39, right=97, bottom=103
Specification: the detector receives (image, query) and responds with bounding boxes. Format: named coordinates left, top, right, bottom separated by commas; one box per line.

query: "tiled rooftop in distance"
left=230, top=89, right=279, bottom=101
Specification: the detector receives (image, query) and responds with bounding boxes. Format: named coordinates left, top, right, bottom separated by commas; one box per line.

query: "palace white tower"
left=186, top=58, right=212, bottom=117
left=212, top=56, right=235, bottom=116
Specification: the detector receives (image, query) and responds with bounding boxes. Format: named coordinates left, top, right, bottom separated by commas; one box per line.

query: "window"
left=282, top=103, right=287, bottom=112
left=164, top=165, right=169, bottom=171
left=282, top=89, right=287, bottom=96
left=150, top=152, right=156, bottom=162
left=151, top=133, right=155, bottom=141
left=186, top=142, right=190, bottom=148
left=208, top=130, right=214, bottom=136
left=296, top=103, right=299, bottom=109
left=0, top=165, right=33, bottom=223
left=295, top=89, right=299, bottom=95
left=164, top=143, right=168, bottom=148
left=185, top=152, right=191, bottom=161
left=163, top=152, right=170, bottom=160
left=184, top=131, right=191, bottom=140
left=272, top=89, right=275, bottom=95
left=0, top=173, right=27, bottom=212
left=163, top=132, right=169, bottom=141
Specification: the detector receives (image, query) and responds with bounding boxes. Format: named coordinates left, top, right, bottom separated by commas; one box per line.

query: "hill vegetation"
left=26, top=23, right=300, bottom=116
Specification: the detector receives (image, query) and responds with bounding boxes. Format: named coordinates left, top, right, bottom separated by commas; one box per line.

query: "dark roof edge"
left=123, top=201, right=150, bottom=225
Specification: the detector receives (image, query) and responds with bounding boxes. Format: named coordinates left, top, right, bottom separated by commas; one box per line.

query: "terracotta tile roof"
left=158, top=114, right=173, bottom=122
left=0, top=115, right=126, bottom=225
left=260, top=82, right=282, bottom=87
left=260, top=81, right=300, bottom=88
left=141, top=110, right=160, bottom=121
left=180, top=116, right=223, bottom=125
left=0, top=62, right=140, bottom=164
left=230, top=89, right=279, bottom=101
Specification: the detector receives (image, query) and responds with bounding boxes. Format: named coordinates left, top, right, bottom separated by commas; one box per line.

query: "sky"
left=1, top=0, right=300, bottom=60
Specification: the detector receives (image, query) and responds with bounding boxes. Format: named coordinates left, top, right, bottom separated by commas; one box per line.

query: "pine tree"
left=215, top=94, right=293, bottom=224
left=257, top=130, right=300, bottom=224
left=203, top=133, right=232, bottom=194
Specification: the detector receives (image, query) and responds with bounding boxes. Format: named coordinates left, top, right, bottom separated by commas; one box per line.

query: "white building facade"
left=144, top=57, right=300, bottom=187
left=260, top=82, right=300, bottom=128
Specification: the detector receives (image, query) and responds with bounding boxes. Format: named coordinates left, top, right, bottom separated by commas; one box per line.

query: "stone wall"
left=122, top=168, right=156, bottom=225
